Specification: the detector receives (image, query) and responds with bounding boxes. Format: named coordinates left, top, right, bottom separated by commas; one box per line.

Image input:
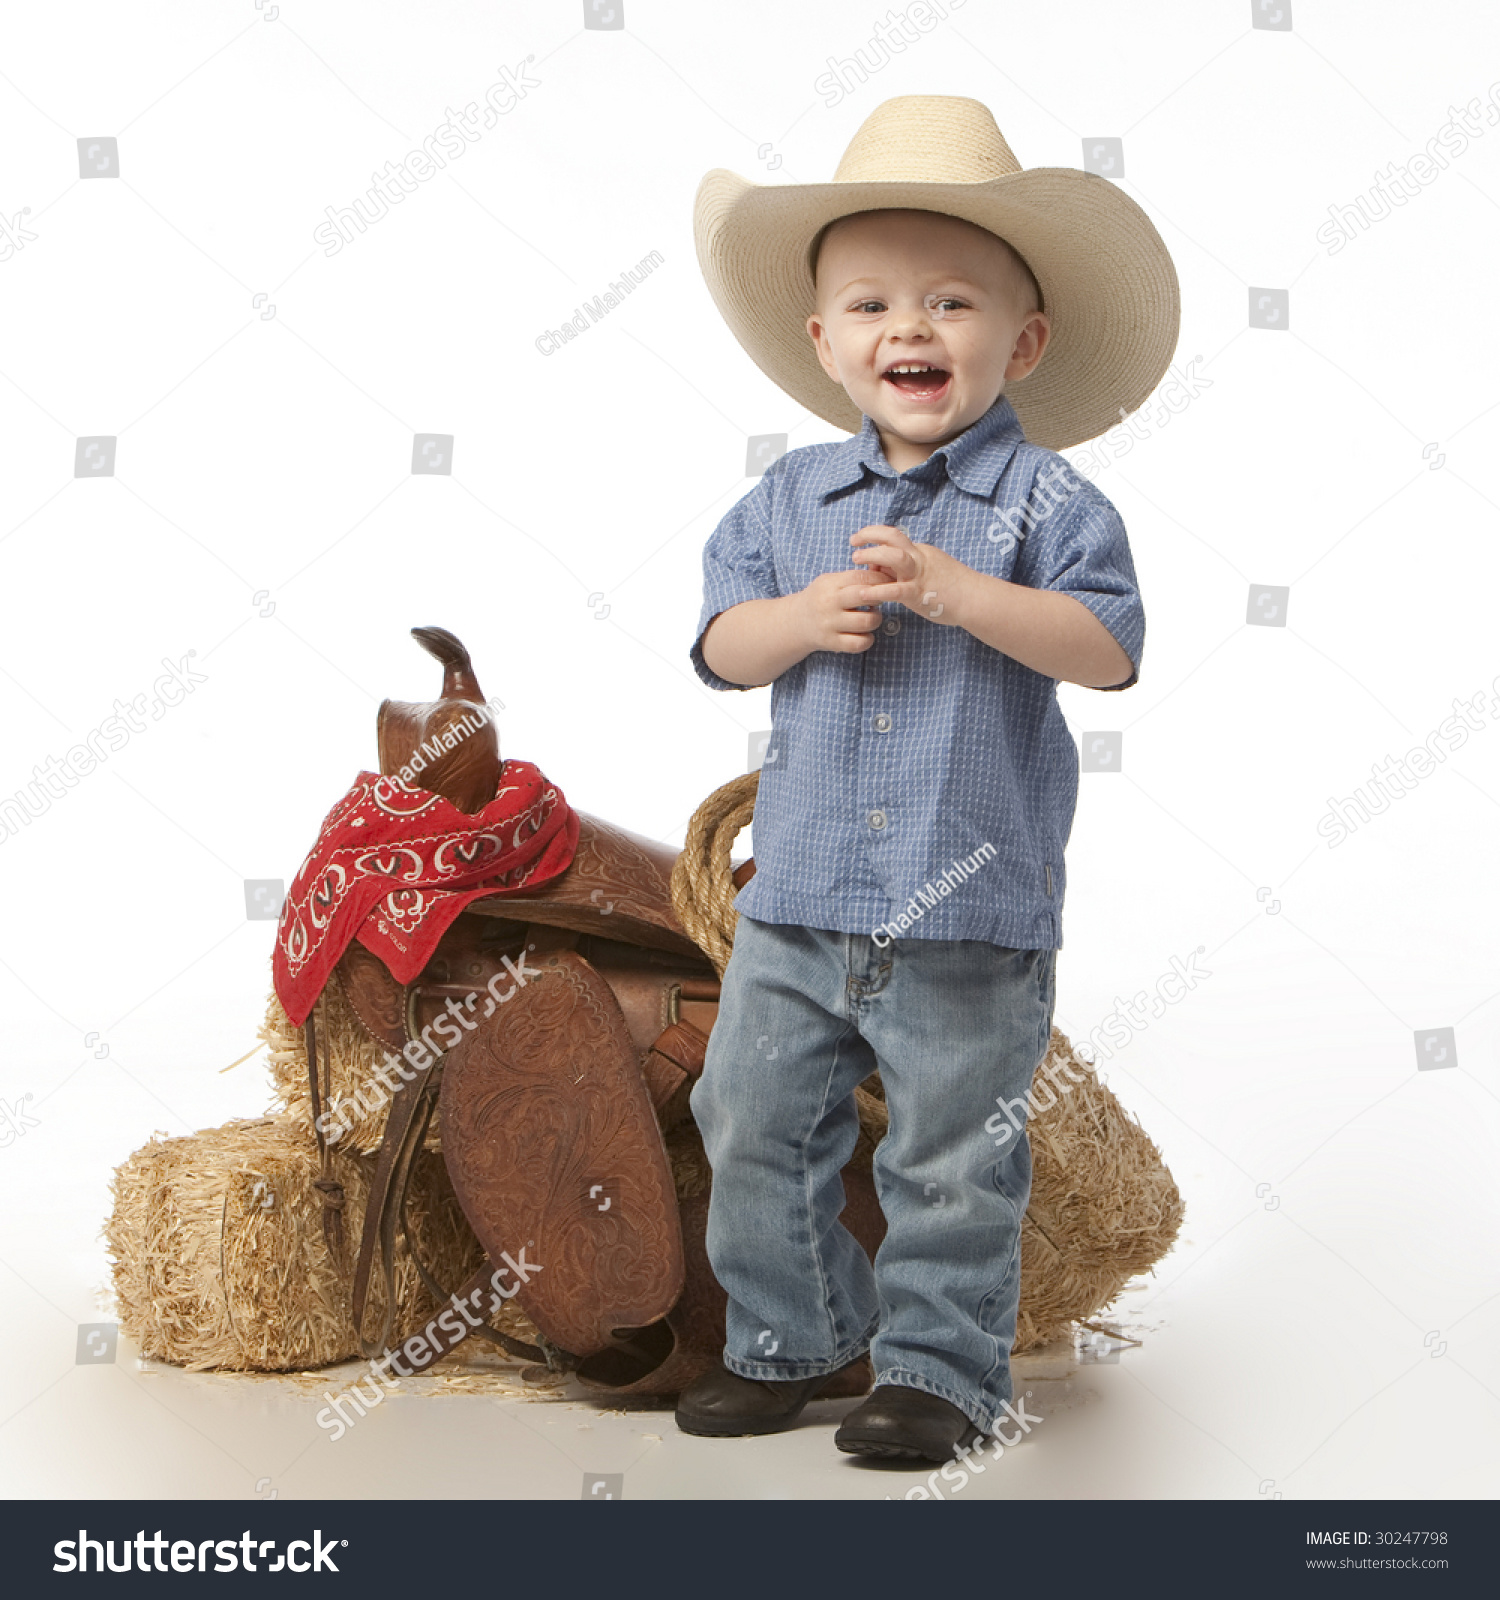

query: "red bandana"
left=272, top=762, right=578, bottom=1027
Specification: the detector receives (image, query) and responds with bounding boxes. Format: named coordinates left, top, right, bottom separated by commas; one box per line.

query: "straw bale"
left=106, top=1103, right=778, bottom=1376
left=1013, top=1027, right=1184, bottom=1351
left=105, top=1113, right=484, bottom=1371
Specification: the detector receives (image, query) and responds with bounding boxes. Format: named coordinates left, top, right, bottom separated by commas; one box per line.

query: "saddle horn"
left=410, top=625, right=485, bottom=703
left=376, top=627, right=502, bottom=813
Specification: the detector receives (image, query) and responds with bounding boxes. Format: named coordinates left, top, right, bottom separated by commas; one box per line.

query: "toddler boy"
left=677, top=96, right=1178, bottom=1462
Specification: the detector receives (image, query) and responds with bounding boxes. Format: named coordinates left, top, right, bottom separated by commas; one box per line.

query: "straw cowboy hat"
left=693, top=95, right=1180, bottom=452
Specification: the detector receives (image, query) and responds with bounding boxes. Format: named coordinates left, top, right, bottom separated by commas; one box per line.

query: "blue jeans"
left=689, top=914, right=1058, bottom=1435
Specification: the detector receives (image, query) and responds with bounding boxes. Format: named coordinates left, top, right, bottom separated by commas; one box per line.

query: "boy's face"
left=806, top=209, right=1050, bottom=472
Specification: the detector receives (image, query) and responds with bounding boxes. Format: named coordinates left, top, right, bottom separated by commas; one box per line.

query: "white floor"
left=4, top=941, right=1497, bottom=1500
left=4, top=1249, right=1494, bottom=1501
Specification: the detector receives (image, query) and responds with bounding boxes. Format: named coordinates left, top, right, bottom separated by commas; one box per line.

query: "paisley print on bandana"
left=272, top=762, right=579, bottom=1026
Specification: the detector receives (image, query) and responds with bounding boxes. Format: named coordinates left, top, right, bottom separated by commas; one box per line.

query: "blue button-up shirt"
left=689, top=393, right=1143, bottom=950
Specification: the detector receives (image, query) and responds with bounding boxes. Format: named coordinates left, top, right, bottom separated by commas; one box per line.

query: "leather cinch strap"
left=303, top=999, right=346, bottom=1257
left=349, top=1039, right=444, bottom=1361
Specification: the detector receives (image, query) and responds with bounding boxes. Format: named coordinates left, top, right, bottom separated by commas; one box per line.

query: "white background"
left=0, top=0, right=1496, bottom=1500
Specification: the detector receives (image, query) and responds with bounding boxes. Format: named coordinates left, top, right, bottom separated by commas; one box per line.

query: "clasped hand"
left=795, top=525, right=967, bottom=654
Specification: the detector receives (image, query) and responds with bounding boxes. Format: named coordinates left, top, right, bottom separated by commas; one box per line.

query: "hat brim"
left=694, top=168, right=1181, bottom=451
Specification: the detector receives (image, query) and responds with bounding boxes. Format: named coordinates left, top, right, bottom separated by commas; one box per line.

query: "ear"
left=805, top=311, right=841, bottom=385
left=1005, top=312, right=1052, bottom=383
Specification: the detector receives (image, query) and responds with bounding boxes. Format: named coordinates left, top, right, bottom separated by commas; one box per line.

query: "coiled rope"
left=669, top=768, right=889, bottom=1118
left=669, top=769, right=759, bottom=980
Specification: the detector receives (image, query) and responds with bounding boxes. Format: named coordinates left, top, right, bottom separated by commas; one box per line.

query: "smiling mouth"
left=882, top=363, right=951, bottom=400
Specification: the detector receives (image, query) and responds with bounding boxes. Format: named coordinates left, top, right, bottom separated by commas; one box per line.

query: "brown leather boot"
left=674, top=1360, right=858, bottom=1437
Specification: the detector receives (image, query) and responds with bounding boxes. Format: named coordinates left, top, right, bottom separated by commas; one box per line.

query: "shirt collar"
left=816, top=393, right=1026, bottom=501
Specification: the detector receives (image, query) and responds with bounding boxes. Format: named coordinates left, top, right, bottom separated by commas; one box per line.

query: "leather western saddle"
left=302, top=628, right=880, bottom=1399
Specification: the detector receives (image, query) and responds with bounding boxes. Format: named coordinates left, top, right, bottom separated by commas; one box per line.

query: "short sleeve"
left=690, top=468, right=783, bottom=692
left=1015, top=473, right=1144, bottom=692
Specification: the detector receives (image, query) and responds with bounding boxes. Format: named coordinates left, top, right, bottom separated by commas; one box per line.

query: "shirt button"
left=872, top=713, right=892, bottom=733
left=868, top=809, right=887, bottom=830
left=882, top=616, right=901, bottom=635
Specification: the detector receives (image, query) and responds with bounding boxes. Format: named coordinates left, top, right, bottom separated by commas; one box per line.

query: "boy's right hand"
left=795, top=568, right=888, bottom=655
left=700, top=559, right=894, bottom=686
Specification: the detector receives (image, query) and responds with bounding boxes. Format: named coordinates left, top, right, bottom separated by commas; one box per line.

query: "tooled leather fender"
left=437, top=946, right=686, bottom=1357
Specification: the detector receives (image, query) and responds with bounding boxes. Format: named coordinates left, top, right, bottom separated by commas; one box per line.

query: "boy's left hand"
left=849, top=524, right=969, bottom=626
